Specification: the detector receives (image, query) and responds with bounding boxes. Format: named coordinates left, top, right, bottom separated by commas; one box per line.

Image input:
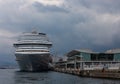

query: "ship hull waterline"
left=15, top=53, right=53, bottom=72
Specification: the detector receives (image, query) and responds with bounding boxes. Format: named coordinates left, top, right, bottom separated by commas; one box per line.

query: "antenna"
left=32, top=28, right=37, bottom=34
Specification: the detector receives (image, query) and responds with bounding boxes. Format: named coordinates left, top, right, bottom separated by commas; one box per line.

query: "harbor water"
left=0, top=69, right=120, bottom=84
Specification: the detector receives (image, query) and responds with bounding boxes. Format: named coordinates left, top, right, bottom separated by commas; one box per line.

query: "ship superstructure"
left=13, top=31, right=52, bottom=71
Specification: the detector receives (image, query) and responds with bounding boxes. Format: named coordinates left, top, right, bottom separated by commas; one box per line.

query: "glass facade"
left=91, top=53, right=114, bottom=61
left=80, top=52, right=91, bottom=61
left=67, top=50, right=120, bottom=61
left=114, top=53, right=120, bottom=61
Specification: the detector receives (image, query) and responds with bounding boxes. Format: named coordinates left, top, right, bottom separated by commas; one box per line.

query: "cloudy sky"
left=0, top=0, right=120, bottom=63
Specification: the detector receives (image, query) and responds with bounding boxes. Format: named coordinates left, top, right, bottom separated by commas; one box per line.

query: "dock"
left=55, top=68, right=120, bottom=79
left=53, top=49, right=120, bottom=79
left=54, top=61, right=120, bottom=79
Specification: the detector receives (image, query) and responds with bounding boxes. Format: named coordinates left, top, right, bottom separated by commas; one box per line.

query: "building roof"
left=66, top=48, right=120, bottom=57
left=105, top=49, right=120, bottom=54
left=66, top=49, right=94, bottom=57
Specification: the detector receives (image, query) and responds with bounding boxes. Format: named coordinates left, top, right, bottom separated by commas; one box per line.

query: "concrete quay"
left=54, top=68, right=120, bottom=79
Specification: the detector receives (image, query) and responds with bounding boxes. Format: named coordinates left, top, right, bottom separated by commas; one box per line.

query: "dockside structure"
left=55, top=49, right=120, bottom=70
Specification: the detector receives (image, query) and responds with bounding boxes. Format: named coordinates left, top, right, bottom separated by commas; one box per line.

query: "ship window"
left=16, top=50, right=49, bottom=52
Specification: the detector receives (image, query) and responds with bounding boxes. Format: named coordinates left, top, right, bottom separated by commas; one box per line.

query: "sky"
left=0, top=0, right=120, bottom=63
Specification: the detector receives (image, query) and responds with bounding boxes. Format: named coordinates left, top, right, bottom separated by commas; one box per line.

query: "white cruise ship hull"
left=15, top=53, right=52, bottom=72
left=13, top=31, right=53, bottom=72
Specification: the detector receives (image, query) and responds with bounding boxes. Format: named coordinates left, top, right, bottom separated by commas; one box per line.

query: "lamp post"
left=74, top=56, right=76, bottom=69
left=80, top=55, right=84, bottom=70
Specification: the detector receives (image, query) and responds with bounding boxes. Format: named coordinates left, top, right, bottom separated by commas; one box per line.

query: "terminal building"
left=67, top=49, right=120, bottom=62
left=56, top=49, right=120, bottom=70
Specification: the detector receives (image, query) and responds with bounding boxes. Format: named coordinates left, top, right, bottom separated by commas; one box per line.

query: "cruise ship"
left=13, top=30, right=53, bottom=71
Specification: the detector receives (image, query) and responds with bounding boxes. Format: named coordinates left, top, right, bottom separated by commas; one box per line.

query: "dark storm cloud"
left=0, top=0, right=120, bottom=63
left=71, top=0, right=120, bottom=14
left=62, top=0, right=120, bottom=52
left=33, top=1, right=68, bottom=13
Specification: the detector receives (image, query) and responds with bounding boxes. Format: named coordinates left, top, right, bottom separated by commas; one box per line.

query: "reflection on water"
left=0, top=69, right=120, bottom=84
left=14, top=71, right=50, bottom=84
